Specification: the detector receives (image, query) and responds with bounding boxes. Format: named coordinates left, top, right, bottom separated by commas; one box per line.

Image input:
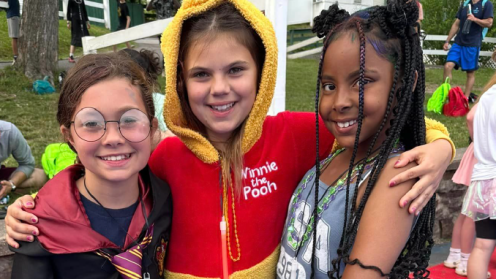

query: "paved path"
left=0, top=37, right=162, bottom=71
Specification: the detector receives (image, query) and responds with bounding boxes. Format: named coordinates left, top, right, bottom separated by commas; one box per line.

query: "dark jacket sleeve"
left=11, top=253, right=54, bottom=279
left=67, top=1, right=72, bottom=21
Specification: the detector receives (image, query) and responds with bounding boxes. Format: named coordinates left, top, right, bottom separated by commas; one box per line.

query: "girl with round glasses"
left=9, top=53, right=172, bottom=279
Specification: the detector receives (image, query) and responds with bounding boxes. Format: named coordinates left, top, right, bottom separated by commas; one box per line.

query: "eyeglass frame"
left=69, top=107, right=152, bottom=143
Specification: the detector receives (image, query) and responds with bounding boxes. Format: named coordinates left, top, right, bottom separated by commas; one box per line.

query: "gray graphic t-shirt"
left=277, top=153, right=401, bottom=279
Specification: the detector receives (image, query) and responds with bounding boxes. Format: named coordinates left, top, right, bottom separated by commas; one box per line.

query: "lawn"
left=0, top=12, right=132, bottom=61
left=0, top=58, right=490, bottom=199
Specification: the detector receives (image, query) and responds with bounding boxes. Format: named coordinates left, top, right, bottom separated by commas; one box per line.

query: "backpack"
left=463, top=0, right=489, bottom=39
left=33, top=76, right=55, bottom=95
left=443, top=86, right=470, bottom=117
left=427, top=77, right=450, bottom=114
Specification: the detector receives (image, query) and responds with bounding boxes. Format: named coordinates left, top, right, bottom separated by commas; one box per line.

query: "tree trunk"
left=16, top=0, right=59, bottom=80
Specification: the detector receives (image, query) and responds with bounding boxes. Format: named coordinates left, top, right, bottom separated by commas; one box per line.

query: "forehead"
left=75, top=78, right=147, bottom=118
left=322, top=32, right=393, bottom=74
left=183, top=34, right=255, bottom=69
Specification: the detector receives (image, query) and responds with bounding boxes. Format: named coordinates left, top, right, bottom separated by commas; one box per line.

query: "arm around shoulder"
left=342, top=159, right=417, bottom=278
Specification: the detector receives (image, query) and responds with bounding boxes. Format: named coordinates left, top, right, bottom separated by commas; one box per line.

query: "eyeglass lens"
left=73, top=108, right=151, bottom=142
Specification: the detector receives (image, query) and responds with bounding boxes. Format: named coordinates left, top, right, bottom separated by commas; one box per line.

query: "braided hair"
left=310, top=0, right=433, bottom=278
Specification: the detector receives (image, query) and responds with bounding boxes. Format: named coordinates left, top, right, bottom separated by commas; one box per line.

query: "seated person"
left=0, top=120, right=47, bottom=198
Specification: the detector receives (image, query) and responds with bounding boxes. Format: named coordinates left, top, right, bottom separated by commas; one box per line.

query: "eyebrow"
left=188, top=61, right=250, bottom=74
left=321, top=69, right=380, bottom=80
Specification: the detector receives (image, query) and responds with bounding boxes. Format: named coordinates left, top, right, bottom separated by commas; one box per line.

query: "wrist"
left=9, top=180, right=16, bottom=192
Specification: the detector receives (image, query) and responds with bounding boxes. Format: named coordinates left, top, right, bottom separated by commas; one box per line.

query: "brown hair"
left=57, top=53, right=156, bottom=152
left=176, top=2, right=266, bottom=195
left=119, top=48, right=163, bottom=92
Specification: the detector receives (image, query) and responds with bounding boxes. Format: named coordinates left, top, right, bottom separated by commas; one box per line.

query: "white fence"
left=287, top=34, right=496, bottom=64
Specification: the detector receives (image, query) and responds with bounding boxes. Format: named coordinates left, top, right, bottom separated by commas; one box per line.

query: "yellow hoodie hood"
left=161, top=0, right=278, bottom=164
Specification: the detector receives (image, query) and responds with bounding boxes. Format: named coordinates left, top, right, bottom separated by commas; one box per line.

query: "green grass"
left=0, top=12, right=133, bottom=61
left=285, top=59, right=489, bottom=149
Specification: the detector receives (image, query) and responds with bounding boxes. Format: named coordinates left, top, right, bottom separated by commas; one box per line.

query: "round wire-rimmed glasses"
left=70, top=107, right=152, bottom=143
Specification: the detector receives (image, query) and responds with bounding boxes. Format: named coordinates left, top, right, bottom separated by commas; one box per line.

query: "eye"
left=322, top=83, right=336, bottom=92
left=192, top=71, right=209, bottom=78
left=121, top=117, right=138, bottom=125
left=229, top=67, right=244, bottom=75
left=354, top=79, right=372, bottom=88
left=82, top=121, right=103, bottom=130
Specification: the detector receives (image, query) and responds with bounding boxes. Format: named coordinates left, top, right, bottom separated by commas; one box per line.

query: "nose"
left=101, top=122, right=125, bottom=146
left=333, top=88, right=353, bottom=113
left=210, top=74, right=230, bottom=96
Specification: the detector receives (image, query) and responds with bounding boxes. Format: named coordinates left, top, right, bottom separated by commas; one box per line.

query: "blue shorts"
left=446, top=43, right=480, bottom=72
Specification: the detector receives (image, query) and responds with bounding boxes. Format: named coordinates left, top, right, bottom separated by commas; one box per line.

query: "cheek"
left=319, top=95, right=333, bottom=117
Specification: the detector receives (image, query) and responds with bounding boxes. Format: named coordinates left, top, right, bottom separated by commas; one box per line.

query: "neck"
left=339, top=134, right=389, bottom=165
left=77, top=172, right=140, bottom=209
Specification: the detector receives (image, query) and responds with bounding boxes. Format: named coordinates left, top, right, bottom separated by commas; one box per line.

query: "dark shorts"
left=0, top=165, right=16, bottom=181
left=446, top=43, right=480, bottom=72
left=475, top=218, right=496, bottom=239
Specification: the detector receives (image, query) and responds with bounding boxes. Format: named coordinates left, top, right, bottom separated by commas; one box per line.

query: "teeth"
left=211, top=103, right=234, bottom=112
left=101, top=154, right=130, bottom=161
left=337, top=119, right=357, bottom=128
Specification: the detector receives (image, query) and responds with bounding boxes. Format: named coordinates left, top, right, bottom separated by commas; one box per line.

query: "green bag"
left=427, top=77, right=450, bottom=114
left=41, top=143, right=77, bottom=179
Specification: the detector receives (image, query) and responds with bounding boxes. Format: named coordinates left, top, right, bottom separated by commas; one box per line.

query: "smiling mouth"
left=336, top=119, right=357, bottom=128
left=99, top=154, right=132, bottom=161
left=209, top=102, right=235, bottom=112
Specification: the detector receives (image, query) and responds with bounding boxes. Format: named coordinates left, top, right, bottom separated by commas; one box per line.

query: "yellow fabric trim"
left=163, top=246, right=280, bottom=279
left=161, top=0, right=278, bottom=163
left=331, top=117, right=455, bottom=161
left=425, top=117, right=456, bottom=162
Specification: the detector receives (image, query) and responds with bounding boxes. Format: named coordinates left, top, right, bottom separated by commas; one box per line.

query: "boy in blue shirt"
left=443, top=0, right=493, bottom=102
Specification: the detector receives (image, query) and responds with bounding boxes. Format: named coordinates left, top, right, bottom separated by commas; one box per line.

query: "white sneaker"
left=455, top=262, right=491, bottom=278
left=455, top=261, right=467, bottom=276
left=444, top=255, right=460, bottom=269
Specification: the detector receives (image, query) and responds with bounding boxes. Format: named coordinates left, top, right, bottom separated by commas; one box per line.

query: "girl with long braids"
left=6, top=0, right=455, bottom=278
left=278, top=1, right=436, bottom=278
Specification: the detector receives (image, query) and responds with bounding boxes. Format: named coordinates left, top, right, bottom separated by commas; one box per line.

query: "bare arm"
left=467, top=103, right=478, bottom=139
left=470, top=16, right=493, bottom=28
left=342, top=159, right=416, bottom=278
left=126, top=16, right=131, bottom=29
left=446, top=19, right=461, bottom=43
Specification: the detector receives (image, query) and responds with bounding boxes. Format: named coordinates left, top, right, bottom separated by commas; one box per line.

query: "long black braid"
left=309, top=0, right=434, bottom=278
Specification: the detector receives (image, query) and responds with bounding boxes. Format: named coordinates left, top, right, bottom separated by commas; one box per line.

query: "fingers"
left=6, top=233, right=20, bottom=249
left=392, top=149, right=419, bottom=169
left=390, top=164, right=424, bottom=187
left=398, top=174, right=440, bottom=215
left=408, top=189, right=434, bottom=216
left=19, top=195, right=36, bottom=209
left=8, top=198, right=38, bottom=225
left=5, top=218, right=37, bottom=245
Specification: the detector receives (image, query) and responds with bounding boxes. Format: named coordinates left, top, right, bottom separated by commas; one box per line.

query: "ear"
left=60, top=125, right=76, bottom=148
left=412, top=70, right=418, bottom=92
